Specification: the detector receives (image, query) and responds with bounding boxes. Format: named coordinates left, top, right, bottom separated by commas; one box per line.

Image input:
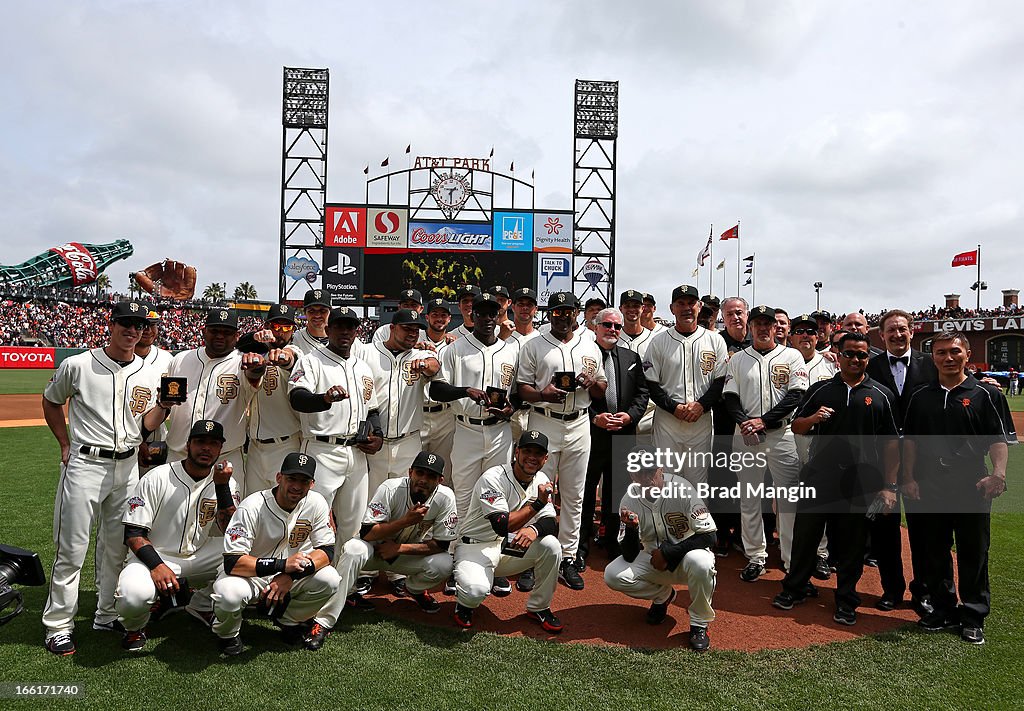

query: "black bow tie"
left=889, top=355, right=910, bottom=367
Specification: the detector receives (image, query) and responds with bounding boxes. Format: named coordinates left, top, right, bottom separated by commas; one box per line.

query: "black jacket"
left=866, top=348, right=937, bottom=425
left=589, top=345, right=649, bottom=435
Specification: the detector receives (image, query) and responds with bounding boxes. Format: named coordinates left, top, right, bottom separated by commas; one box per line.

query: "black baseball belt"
left=255, top=434, right=293, bottom=445
left=79, top=445, right=136, bottom=460
left=423, top=403, right=450, bottom=413
left=532, top=407, right=586, bottom=422
left=383, top=430, right=419, bottom=442
left=456, top=414, right=501, bottom=427
left=314, top=434, right=359, bottom=446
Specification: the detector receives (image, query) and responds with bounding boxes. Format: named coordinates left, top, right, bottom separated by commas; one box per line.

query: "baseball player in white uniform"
left=288, top=307, right=383, bottom=545
left=291, top=289, right=331, bottom=355
left=420, top=298, right=456, bottom=468
left=449, top=284, right=481, bottom=340
left=453, top=431, right=564, bottom=633
left=114, top=420, right=239, bottom=651
left=517, top=291, right=607, bottom=590
left=723, top=305, right=809, bottom=581
left=644, top=286, right=729, bottom=487
left=164, top=308, right=266, bottom=494
left=136, top=309, right=174, bottom=373
left=40, top=300, right=172, bottom=656
left=306, top=451, right=458, bottom=650
left=617, top=289, right=656, bottom=435
left=242, top=304, right=303, bottom=493
left=605, top=447, right=717, bottom=652
left=507, top=287, right=540, bottom=441
left=641, top=293, right=669, bottom=335
left=371, top=289, right=424, bottom=345
left=211, top=452, right=340, bottom=655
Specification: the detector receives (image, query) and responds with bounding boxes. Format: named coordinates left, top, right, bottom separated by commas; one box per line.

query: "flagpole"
left=721, top=260, right=726, bottom=297
left=709, top=225, right=714, bottom=295
left=735, top=221, right=741, bottom=298
left=977, top=243, right=982, bottom=311
left=751, top=252, right=756, bottom=304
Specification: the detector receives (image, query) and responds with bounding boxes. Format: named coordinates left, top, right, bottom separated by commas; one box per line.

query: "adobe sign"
left=325, top=206, right=366, bottom=247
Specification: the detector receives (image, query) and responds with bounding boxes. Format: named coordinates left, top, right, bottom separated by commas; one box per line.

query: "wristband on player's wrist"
left=214, top=483, right=234, bottom=509
left=529, top=498, right=545, bottom=512
left=289, top=562, right=317, bottom=580
left=255, top=558, right=287, bottom=576
left=136, top=544, right=164, bottom=571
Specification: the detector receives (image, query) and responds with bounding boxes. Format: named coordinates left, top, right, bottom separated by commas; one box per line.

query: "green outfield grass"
left=0, top=369, right=53, bottom=395
left=1007, top=393, right=1024, bottom=412
left=0, top=426, right=1022, bottom=709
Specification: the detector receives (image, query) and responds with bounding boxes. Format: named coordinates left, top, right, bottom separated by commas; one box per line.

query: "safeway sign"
left=0, top=347, right=56, bottom=368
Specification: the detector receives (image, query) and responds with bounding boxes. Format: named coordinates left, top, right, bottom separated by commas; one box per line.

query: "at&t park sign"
left=412, top=155, right=492, bottom=171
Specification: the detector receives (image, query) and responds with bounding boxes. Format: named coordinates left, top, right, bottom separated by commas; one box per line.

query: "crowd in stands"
left=855, top=303, right=1023, bottom=326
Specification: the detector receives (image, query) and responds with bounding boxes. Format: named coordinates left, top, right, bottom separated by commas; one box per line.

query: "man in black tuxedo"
left=866, top=308, right=937, bottom=615
left=581, top=307, right=650, bottom=564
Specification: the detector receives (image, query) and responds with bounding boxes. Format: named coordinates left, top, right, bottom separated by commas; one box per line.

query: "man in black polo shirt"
left=772, top=332, right=901, bottom=626
left=902, top=331, right=1014, bottom=645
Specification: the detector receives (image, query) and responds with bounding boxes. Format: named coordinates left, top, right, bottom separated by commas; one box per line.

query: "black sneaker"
left=346, top=593, right=375, bottom=612
left=919, top=610, right=960, bottom=632
left=279, top=623, right=307, bottom=645
left=961, top=626, right=985, bottom=645
left=646, top=588, right=677, bottom=625
left=771, top=591, right=807, bottom=610
left=559, top=559, right=585, bottom=590
left=528, top=608, right=564, bottom=634
left=575, top=553, right=587, bottom=573
left=713, top=541, right=730, bottom=558
left=353, top=575, right=374, bottom=596
left=93, top=619, right=127, bottom=633
left=739, top=561, right=765, bottom=582
left=812, top=556, right=832, bottom=581
left=689, top=625, right=711, bottom=652
left=833, top=607, right=857, bottom=626
left=389, top=578, right=408, bottom=598
left=453, top=603, right=474, bottom=628
left=516, top=568, right=536, bottom=592
left=444, top=575, right=457, bottom=596
left=45, top=633, right=75, bottom=656
left=305, top=622, right=331, bottom=651
left=875, top=595, right=899, bottom=612
left=218, top=635, right=243, bottom=656
left=911, top=595, right=935, bottom=618
left=121, top=629, right=147, bottom=652
left=186, top=606, right=215, bottom=629
left=864, top=556, right=879, bottom=568
left=491, top=576, right=512, bottom=597
left=410, top=590, right=441, bottom=614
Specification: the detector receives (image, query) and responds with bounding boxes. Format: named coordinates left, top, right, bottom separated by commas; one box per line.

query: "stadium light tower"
left=813, top=281, right=823, bottom=310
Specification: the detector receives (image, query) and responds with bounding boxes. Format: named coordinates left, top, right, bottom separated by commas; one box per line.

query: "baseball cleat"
left=528, top=608, right=564, bottom=634
left=444, top=575, right=457, bottom=596
left=410, top=590, right=441, bottom=614
left=689, top=625, right=711, bottom=652
left=812, top=556, right=832, bottom=581
left=186, top=606, right=215, bottom=628
left=491, top=576, right=512, bottom=597
left=911, top=595, right=935, bottom=618
left=771, top=591, right=808, bottom=611
left=279, top=623, right=308, bottom=646
left=453, top=603, right=474, bottom=629
left=305, top=623, right=332, bottom=651
left=875, top=595, right=900, bottom=612
left=346, top=593, right=375, bottom=612
left=919, top=611, right=960, bottom=632
left=218, top=635, right=244, bottom=657
left=646, top=588, right=677, bottom=625
left=558, top=558, right=585, bottom=590
left=45, top=633, right=76, bottom=656
left=739, top=562, right=765, bottom=582
left=389, top=578, right=409, bottom=598
left=516, top=568, right=536, bottom=592
left=122, top=629, right=147, bottom=652
left=833, top=608, right=857, bottom=626
left=961, top=626, right=985, bottom=645
left=93, top=618, right=127, bottom=633
left=353, top=575, right=374, bottom=596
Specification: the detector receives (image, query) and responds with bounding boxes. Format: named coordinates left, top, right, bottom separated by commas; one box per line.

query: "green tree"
left=203, top=283, right=226, bottom=302
left=233, top=282, right=258, bottom=300
left=94, top=273, right=111, bottom=296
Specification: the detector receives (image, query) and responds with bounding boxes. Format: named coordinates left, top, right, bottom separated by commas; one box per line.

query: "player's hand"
left=323, top=385, right=349, bottom=404
left=357, top=433, right=383, bottom=455
left=253, top=329, right=276, bottom=344
left=900, top=480, right=920, bottom=500
left=536, top=483, right=553, bottom=505
left=498, top=319, right=515, bottom=340
left=150, top=564, right=179, bottom=594
left=264, top=574, right=294, bottom=605
left=620, top=508, right=639, bottom=528
left=814, top=406, right=835, bottom=424
left=540, top=383, right=568, bottom=404
left=576, top=372, right=597, bottom=389
left=138, top=441, right=152, bottom=466
left=412, top=358, right=440, bottom=377
left=613, top=412, right=632, bottom=428
left=678, top=402, right=705, bottom=423
left=650, top=547, right=668, bottom=571
left=594, top=412, right=620, bottom=430
left=444, top=333, right=457, bottom=345
left=741, top=418, right=765, bottom=435
left=979, top=376, right=1002, bottom=391
left=977, top=474, right=1007, bottom=500
left=266, top=348, right=293, bottom=368
left=465, top=387, right=489, bottom=407
left=240, top=352, right=266, bottom=371
left=376, top=540, right=401, bottom=560
left=414, top=340, right=438, bottom=353
left=742, top=431, right=764, bottom=447
left=486, top=403, right=514, bottom=421
left=511, top=526, right=537, bottom=549
left=283, top=551, right=313, bottom=574
left=401, top=504, right=429, bottom=527
left=879, top=489, right=898, bottom=512
left=821, top=350, right=839, bottom=365
left=213, top=461, right=233, bottom=485
left=60, top=443, right=71, bottom=466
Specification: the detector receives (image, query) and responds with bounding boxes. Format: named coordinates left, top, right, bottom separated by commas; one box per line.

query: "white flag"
left=691, top=267, right=699, bottom=278
left=715, top=260, right=726, bottom=271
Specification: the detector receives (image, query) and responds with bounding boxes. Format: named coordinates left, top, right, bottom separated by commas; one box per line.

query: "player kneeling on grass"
left=211, top=452, right=340, bottom=656
left=306, top=450, right=458, bottom=651
left=115, top=420, right=240, bottom=652
left=604, top=446, right=717, bottom=652
left=452, top=431, right=563, bottom=633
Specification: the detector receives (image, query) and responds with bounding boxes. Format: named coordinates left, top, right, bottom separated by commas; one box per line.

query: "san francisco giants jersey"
left=223, top=488, right=334, bottom=559
left=458, top=464, right=557, bottom=542
left=642, top=326, right=728, bottom=405
left=620, top=327, right=655, bottom=359
left=618, top=473, right=716, bottom=548
left=508, top=329, right=540, bottom=348
left=517, top=330, right=606, bottom=413
left=122, top=461, right=240, bottom=557
left=451, top=323, right=479, bottom=341
left=723, top=344, right=809, bottom=418
left=248, top=344, right=302, bottom=440
left=363, top=342, right=438, bottom=438
left=164, top=349, right=259, bottom=454
left=288, top=347, right=379, bottom=437
left=44, top=349, right=162, bottom=451
left=433, top=333, right=520, bottom=419
left=138, top=346, right=174, bottom=375
left=804, top=350, right=837, bottom=384
left=291, top=328, right=329, bottom=356
left=364, top=476, right=458, bottom=544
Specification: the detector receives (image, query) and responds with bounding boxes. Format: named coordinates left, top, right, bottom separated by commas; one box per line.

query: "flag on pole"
left=743, top=277, right=752, bottom=286
left=380, top=157, right=389, bottom=167
left=744, top=267, right=752, bottom=274
left=531, top=169, right=535, bottom=180
left=716, top=260, right=726, bottom=270
left=951, top=250, right=978, bottom=267
left=691, top=267, right=699, bottom=278
left=405, top=144, right=411, bottom=154
left=744, top=254, right=754, bottom=261
left=489, top=146, right=494, bottom=158
left=363, top=165, right=369, bottom=175
left=509, top=161, right=515, bottom=172
left=697, top=227, right=713, bottom=266
left=720, top=225, right=739, bottom=241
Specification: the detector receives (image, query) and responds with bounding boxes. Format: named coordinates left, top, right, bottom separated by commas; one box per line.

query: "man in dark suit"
left=866, top=308, right=937, bottom=615
left=581, top=307, right=650, bottom=565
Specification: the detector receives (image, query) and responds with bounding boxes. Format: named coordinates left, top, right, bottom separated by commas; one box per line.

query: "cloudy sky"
left=3, top=1, right=1022, bottom=318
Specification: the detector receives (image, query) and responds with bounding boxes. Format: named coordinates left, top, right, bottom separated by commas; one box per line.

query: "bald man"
left=841, top=311, right=883, bottom=357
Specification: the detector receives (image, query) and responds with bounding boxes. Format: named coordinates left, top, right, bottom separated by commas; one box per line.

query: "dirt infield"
left=0, top=393, right=52, bottom=427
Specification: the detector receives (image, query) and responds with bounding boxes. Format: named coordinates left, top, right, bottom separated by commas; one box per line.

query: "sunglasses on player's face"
left=598, top=321, right=623, bottom=331
left=269, top=322, right=295, bottom=332
left=549, top=308, right=577, bottom=318
left=840, top=350, right=870, bottom=360
left=792, top=327, right=816, bottom=335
